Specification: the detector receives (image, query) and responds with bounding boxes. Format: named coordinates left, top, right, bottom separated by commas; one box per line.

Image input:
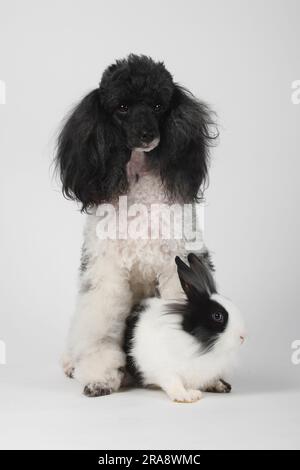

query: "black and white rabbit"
left=124, top=252, right=246, bottom=403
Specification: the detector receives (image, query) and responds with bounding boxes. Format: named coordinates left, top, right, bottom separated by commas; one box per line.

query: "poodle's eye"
left=153, top=103, right=162, bottom=112
left=212, top=312, right=224, bottom=323
left=118, top=104, right=129, bottom=113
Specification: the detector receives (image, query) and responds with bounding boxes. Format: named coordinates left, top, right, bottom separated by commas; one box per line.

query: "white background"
left=0, top=0, right=299, bottom=449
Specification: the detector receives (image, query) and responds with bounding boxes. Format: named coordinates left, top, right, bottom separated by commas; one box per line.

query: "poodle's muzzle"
left=123, top=104, right=160, bottom=152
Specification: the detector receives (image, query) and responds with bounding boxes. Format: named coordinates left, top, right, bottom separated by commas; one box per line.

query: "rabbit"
left=123, top=252, right=246, bottom=403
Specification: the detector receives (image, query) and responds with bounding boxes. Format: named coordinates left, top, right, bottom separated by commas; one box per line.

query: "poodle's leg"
left=160, top=376, right=202, bottom=403
left=158, top=261, right=185, bottom=301
left=67, top=263, right=132, bottom=396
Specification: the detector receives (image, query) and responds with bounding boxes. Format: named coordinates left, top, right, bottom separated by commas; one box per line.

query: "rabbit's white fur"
left=128, top=295, right=245, bottom=402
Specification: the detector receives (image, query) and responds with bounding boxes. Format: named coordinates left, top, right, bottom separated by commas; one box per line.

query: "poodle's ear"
left=56, top=89, right=129, bottom=211
left=159, top=84, right=217, bottom=202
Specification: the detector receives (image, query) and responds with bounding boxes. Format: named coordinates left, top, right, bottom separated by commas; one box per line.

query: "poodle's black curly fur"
left=56, top=54, right=217, bottom=211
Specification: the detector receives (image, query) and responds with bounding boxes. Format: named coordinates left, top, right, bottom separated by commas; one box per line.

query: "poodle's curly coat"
left=56, top=54, right=216, bottom=396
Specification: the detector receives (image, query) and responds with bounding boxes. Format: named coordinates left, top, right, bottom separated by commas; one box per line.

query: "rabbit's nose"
left=240, top=336, right=245, bottom=344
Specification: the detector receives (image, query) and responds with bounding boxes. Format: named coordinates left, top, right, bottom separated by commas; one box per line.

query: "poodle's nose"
left=140, top=131, right=154, bottom=143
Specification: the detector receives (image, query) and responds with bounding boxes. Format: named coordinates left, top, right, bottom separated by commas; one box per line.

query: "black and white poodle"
left=56, top=54, right=216, bottom=397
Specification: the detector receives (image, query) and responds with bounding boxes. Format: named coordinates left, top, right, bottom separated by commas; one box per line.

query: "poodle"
left=56, top=54, right=216, bottom=397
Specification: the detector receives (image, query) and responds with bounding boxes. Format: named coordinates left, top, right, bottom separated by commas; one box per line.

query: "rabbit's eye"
left=118, top=104, right=129, bottom=113
left=153, top=103, right=162, bottom=112
left=212, top=312, right=224, bottom=323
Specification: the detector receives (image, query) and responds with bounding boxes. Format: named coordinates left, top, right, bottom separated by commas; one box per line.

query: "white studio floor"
left=0, top=364, right=299, bottom=450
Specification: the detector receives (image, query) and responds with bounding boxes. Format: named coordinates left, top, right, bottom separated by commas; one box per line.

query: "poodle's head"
left=56, top=54, right=217, bottom=211
left=99, top=55, right=174, bottom=152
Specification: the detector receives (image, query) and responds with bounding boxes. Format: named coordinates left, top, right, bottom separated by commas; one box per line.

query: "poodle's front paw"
left=83, top=383, right=113, bottom=397
left=62, top=355, right=75, bottom=379
left=170, top=389, right=202, bottom=403
left=82, top=369, right=122, bottom=397
left=74, top=350, right=125, bottom=397
left=81, top=368, right=123, bottom=397
left=64, top=366, right=75, bottom=379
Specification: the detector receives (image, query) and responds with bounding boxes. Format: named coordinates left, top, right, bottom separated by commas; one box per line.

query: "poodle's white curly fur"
left=63, top=151, right=203, bottom=391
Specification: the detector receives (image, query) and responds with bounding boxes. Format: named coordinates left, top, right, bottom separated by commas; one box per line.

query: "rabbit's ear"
left=175, top=256, right=208, bottom=302
left=187, top=253, right=217, bottom=296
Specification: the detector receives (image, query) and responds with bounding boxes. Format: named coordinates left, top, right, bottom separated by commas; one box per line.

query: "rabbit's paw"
left=171, top=389, right=202, bottom=403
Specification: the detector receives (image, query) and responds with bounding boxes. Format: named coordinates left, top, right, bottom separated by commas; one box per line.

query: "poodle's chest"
left=126, top=152, right=167, bottom=206
left=111, top=172, right=185, bottom=271
left=86, top=160, right=199, bottom=277
left=86, top=172, right=185, bottom=279
left=127, top=174, right=166, bottom=206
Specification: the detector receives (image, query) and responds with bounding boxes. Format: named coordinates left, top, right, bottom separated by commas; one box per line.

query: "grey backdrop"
left=0, top=0, right=299, bottom=449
